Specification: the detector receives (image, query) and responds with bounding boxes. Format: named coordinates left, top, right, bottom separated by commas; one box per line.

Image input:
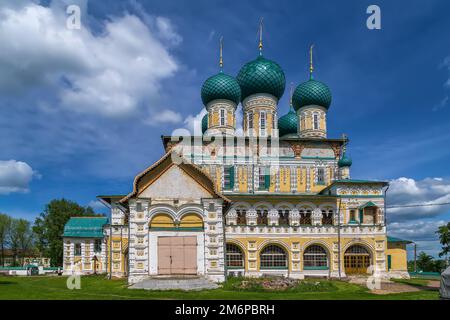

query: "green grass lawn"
left=0, top=275, right=439, bottom=300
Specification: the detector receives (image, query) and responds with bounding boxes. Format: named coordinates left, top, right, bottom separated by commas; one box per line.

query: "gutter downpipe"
left=384, top=185, right=389, bottom=276
left=337, top=197, right=342, bottom=280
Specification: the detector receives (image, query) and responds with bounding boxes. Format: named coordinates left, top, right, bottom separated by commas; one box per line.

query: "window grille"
left=256, top=209, right=268, bottom=225
left=300, top=209, right=312, bottom=225
left=278, top=209, right=290, bottom=225
left=226, top=243, right=244, bottom=267
left=260, top=245, right=287, bottom=268
left=304, top=245, right=328, bottom=268
left=321, top=209, right=333, bottom=225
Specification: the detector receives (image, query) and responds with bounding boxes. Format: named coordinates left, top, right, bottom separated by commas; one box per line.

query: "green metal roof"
left=338, top=152, right=352, bottom=167
left=237, top=55, right=286, bottom=101
left=278, top=106, right=298, bottom=137
left=387, top=236, right=413, bottom=244
left=202, top=114, right=208, bottom=134
left=293, top=78, right=332, bottom=110
left=201, top=71, right=241, bottom=106
left=359, top=201, right=378, bottom=208
left=63, top=217, right=108, bottom=238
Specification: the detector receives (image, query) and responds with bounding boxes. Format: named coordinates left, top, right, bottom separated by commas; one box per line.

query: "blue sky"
left=0, top=0, right=449, bottom=259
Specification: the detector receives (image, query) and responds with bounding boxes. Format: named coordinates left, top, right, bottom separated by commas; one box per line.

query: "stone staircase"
left=129, top=276, right=220, bottom=291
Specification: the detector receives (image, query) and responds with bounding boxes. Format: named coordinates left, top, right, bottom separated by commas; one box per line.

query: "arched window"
left=346, top=245, right=370, bottom=255
left=236, top=209, right=247, bottom=225
left=278, top=209, right=289, bottom=225
left=299, top=209, right=312, bottom=225
left=226, top=243, right=244, bottom=268
left=260, top=245, right=287, bottom=269
left=321, top=209, right=333, bottom=225
left=303, top=245, right=328, bottom=269
left=256, top=209, right=268, bottom=225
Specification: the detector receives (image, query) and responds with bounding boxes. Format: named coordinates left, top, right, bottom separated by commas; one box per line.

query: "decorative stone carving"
left=226, top=209, right=237, bottom=225
left=289, top=209, right=300, bottom=226
left=268, top=209, right=279, bottom=226
left=246, top=209, right=257, bottom=225
left=312, top=208, right=322, bottom=225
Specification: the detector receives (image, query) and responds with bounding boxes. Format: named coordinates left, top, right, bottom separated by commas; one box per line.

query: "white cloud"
left=155, top=17, right=182, bottom=46
left=183, top=109, right=207, bottom=135
left=144, top=109, right=183, bottom=126
left=0, top=160, right=37, bottom=194
left=386, top=177, right=450, bottom=222
left=0, top=1, right=180, bottom=117
left=388, top=219, right=445, bottom=242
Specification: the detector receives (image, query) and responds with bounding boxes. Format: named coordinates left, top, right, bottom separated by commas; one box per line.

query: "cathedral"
left=62, top=33, right=411, bottom=284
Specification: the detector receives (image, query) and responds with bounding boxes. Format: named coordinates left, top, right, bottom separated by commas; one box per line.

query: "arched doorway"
left=259, top=244, right=288, bottom=269
left=344, top=244, right=372, bottom=275
left=226, top=243, right=244, bottom=268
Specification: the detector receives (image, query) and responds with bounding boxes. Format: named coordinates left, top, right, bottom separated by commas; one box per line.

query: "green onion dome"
left=278, top=107, right=298, bottom=137
left=292, top=78, right=332, bottom=111
left=201, top=71, right=241, bottom=106
left=338, top=152, right=352, bottom=167
left=201, top=114, right=208, bottom=134
left=236, top=55, right=286, bottom=102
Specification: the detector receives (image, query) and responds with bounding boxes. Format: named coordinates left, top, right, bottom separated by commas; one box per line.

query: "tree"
left=33, top=199, right=101, bottom=266
left=416, top=252, right=434, bottom=272
left=0, top=213, right=12, bottom=266
left=436, top=222, right=450, bottom=261
left=9, top=218, right=34, bottom=266
left=414, top=251, right=447, bottom=272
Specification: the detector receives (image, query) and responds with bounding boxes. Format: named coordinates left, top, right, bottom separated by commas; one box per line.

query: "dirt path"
left=348, top=276, right=439, bottom=295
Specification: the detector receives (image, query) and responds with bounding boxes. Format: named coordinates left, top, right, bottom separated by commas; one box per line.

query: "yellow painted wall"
left=238, top=166, right=248, bottom=192
left=106, top=235, right=128, bottom=275
left=296, top=167, right=306, bottom=192
left=227, top=236, right=383, bottom=273
left=212, top=112, right=219, bottom=126
left=267, top=113, right=273, bottom=136
left=180, top=213, right=203, bottom=228
left=387, top=243, right=408, bottom=271
left=279, top=167, right=290, bottom=192
left=215, top=166, right=222, bottom=192
left=253, top=112, right=259, bottom=133
left=227, top=110, right=233, bottom=126
left=150, top=214, right=175, bottom=228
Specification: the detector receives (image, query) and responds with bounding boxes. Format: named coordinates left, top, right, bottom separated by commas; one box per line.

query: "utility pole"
left=414, top=242, right=417, bottom=273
